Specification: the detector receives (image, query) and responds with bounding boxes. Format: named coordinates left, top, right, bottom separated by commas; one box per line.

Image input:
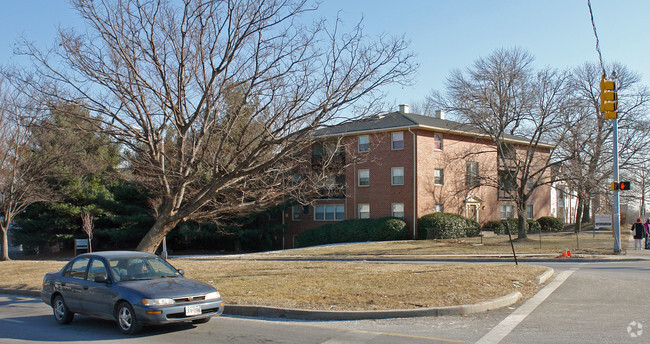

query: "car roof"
left=75, top=251, right=158, bottom=260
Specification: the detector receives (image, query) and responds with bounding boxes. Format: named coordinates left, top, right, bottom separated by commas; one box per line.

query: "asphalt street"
left=1, top=238, right=649, bottom=343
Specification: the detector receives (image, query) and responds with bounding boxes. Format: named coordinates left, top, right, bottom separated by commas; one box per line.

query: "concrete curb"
left=224, top=291, right=523, bottom=320
left=1, top=267, right=555, bottom=321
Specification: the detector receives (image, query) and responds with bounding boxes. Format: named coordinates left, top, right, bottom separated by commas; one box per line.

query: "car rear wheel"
left=52, top=295, right=74, bottom=324
left=116, top=302, right=142, bottom=335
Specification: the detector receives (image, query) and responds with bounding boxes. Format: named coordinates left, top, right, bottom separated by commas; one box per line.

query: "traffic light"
left=611, top=181, right=631, bottom=190
left=619, top=181, right=631, bottom=190
left=600, top=76, right=617, bottom=120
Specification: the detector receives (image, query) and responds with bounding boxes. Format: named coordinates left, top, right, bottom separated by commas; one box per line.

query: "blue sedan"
left=41, top=251, right=224, bottom=334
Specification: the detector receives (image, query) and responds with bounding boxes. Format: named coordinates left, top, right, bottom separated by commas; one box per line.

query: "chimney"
left=435, top=110, right=445, bottom=119
left=398, top=104, right=410, bottom=113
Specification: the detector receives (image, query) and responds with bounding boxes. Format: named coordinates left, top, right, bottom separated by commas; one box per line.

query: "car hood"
left=119, top=277, right=217, bottom=299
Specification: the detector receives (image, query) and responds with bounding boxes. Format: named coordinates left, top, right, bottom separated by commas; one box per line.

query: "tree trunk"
left=0, top=226, right=9, bottom=261
left=517, top=205, right=527, bottom=239
left=582, top=198, right=590, bottom=224
left=136, top=217, right=180, bottom=253
left=575, top=198, right=584, bottom=233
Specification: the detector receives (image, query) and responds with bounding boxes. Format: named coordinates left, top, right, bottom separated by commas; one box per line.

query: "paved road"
left=2, top=241, right=649, bottom=343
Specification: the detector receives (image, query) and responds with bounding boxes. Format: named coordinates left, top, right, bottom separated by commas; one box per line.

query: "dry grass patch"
left=0, top=259, right=546, bottom=311
left=0, top=260, right=66, bottom=290
left=270, top=231, right=616, bottom=257
left=171, top=259, right=547, bottom=311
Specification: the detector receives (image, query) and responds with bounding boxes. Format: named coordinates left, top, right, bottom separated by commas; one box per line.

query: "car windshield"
left=108, top=256, right=181, bottom=282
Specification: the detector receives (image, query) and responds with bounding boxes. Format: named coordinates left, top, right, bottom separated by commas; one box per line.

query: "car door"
left=81, top=258, right=118, bottom=319
left=59, top=257, right=90, bottom=312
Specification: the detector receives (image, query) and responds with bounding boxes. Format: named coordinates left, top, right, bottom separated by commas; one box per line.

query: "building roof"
left=316, top=111, right=555, bottom=148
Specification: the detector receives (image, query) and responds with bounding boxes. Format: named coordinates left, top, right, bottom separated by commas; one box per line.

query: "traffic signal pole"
left=601, top=75, right=621, bottom=253
left=613, top=115, right=621, bottom=253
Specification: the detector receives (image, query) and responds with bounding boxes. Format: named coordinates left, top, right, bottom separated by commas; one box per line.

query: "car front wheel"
left=52, top=295, right=74, bottom=324
left=116, top=302, right=142, bottom=335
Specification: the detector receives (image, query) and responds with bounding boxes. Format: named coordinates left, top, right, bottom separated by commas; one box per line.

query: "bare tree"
left=18, top=0, right=415, bottom=253
left=0, top=75, right=58, bottom=261
left=429, top=47, right=571, bottom=239
left=81, top=210, right=93, bottom=253
left=558, top=62, right=650, bottom=231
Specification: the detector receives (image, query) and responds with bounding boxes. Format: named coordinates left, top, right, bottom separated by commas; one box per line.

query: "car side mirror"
left=94, top=276, right=111, bottom=284
left=177, top=269, right=185, bottom=276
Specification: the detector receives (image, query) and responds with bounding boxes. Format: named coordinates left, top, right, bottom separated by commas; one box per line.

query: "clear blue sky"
left=2, top=0, right=648, bottom=109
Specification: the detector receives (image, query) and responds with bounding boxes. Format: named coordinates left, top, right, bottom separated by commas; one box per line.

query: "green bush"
left=417, top=213, right=481, bottom=239
left=483, top=220, right=505, bottom=235
left=485, top=218, right=540, bottom=235
left=537, top=216, right=564, bottom=232
left=296, top=217, right=408, bottom=248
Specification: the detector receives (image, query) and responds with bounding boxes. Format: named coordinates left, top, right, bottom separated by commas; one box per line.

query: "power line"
left=587, top=0, right=607, bottom=77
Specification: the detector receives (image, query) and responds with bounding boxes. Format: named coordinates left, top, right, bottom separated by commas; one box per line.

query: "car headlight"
left=205, top=291, right=221, bottom=300
left=142, top=298, right=175, bottom=306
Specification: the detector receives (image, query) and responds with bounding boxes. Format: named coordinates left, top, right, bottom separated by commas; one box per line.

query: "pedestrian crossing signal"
left=611, top=181, right=631, bottom=190
left=619, top=181, right=631, bottom=190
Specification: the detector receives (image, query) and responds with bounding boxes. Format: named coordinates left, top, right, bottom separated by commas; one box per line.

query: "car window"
left=109, top=256, right=180, bottom=281
left=87, top=259, right=109, bottom=282
left=63, top=258, right=90, bottom=279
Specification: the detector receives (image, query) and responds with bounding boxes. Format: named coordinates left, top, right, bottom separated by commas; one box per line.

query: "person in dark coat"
left=643, top=218, right=650, bottom=250
left=632, top=218, right=645, bottom=250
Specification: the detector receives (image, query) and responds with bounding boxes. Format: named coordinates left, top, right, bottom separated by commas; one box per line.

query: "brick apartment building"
left=282, top=105, right=553, bottom=248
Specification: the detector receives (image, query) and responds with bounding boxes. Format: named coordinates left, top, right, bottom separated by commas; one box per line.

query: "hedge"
left=417, top=213, right=481, bottom=239
left=537, top=216, right=564, bottom=232
left=484, top=218, right=541, bottom=235
left=295, top=217, right=408, bottom=248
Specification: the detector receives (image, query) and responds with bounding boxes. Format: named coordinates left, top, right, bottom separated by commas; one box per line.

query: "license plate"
left=185, top=305, right=201, bottom=316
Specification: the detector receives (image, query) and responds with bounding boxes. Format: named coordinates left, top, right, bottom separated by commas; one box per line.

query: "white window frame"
left=500, top=204, right=514, bottom=219
left=392, top=132, right=404, bottom=150
left=358, top=135, right=369, bottom=152
left=391, top=167, right=404, bottom=185
left=358, top=204, right=370, bottom=219
left=526, top=204, right=534, bottom=219
left=314, top=205, right=345, bottom=221
left=391, top=203, right=405, bottom=219
left=433, top=133, right=443, bottom=150
left=358, top=169, right=370, bottom=187
left=434, top=168, right=444, bottom=185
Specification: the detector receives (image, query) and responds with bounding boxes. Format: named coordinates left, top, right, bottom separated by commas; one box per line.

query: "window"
left=358, top=135, right=369, bottom=152
left=64, top=258, right=90, bottom=279
left=315, top=205, right=345, bottom=221
left=392, top=203, right=405, bottom=219
left=466, top=162, right=480, bottom=187
left=87, top=259, right=108, bottom=282
left=358, top=204, right=370, bottom=219
left=358, top=169, right=370, bottom=186
left=498, top=170, right=516, bottom=199
left=434, top=168, right=444, bottom=185
left=392, top=132, right=404, bottom=150
left=392, top=167, right=404, bottom=185
left=434, top=204, right=444, bottom=213
left=527, top=204, right=534, bottom=219
left=292, top=205, right=302, bottom=221
left=500, top=205, right=514, bottom=219
left=433, top=134, right=443, bottom=150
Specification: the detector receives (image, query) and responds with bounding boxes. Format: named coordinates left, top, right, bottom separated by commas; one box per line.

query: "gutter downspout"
left=408, top=127, right=417, bottom=238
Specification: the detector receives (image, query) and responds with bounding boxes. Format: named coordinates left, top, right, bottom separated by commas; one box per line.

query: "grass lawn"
left=2, top=231, right=617, bottom=311
left=262, top=231, right=620, bottom=257
left=1, top=258, right=547, bottom=311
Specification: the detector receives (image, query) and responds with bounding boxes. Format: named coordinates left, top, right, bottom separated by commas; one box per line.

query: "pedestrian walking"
left=643, top=217, right=650, bottom=250
left=632, top=218, right=645, bottom=250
